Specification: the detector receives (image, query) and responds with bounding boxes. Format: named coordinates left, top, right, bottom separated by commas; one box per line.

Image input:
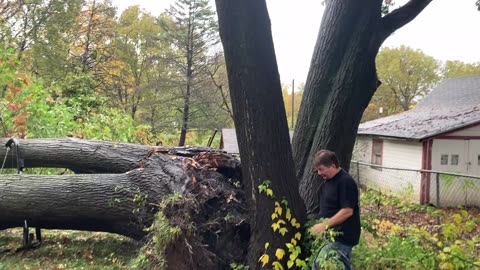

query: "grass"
left=0, top=229, right=140, bottom=270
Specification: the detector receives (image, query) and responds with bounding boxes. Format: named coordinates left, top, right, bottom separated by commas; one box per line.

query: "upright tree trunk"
left=292, top=0, right=432, bottom=215
left=178, top=29, right=194, bottom=147
left=215, top=0, right=306, bottom=269
left=178, top=81, right=191, bottom=146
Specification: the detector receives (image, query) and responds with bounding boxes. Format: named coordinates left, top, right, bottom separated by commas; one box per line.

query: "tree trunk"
left=215, top=0, right=307, bottom=269
left=178, top=16, right=195, bottom=147
left=0, top=138, right=233, bottom=239
left=292, top=0, right=432, bottom=215
left=0, top=138, right=248, bottom=269
left=1, top=173, right=169, bottom=239
left=0, top=152, right=187, bottom=239
left=0, top=137, right=154, bottom=173
left=178, top=82, right=191, bottom=146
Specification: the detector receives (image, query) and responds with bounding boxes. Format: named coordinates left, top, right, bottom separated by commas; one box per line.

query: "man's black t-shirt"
left=318, top=169, right=361, bottom=246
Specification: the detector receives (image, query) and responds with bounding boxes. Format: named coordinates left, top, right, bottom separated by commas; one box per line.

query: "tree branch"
left=380, top=0, right=433, bottom=42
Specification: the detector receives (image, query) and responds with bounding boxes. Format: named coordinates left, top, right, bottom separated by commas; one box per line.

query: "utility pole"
left=291, top=79, right=295, bottom=128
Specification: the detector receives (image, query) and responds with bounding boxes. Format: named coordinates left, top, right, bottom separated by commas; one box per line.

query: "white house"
left=355, top=75, right=480, bottom=206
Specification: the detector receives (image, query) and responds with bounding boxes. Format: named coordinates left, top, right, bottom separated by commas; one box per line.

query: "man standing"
left=310, top=150, right=360, bottom=270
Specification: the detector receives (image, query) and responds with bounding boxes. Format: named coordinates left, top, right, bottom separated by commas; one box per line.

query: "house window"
left=451, top=154, right=459, bottom=166
left=440, top=154, right=448, bottom=165
left=478, top=155, right=480, bottom=165
left=371, top=139, right=383, bottom=169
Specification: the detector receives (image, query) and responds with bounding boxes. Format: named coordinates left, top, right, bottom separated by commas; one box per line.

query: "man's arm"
left=311, top=208, right=353, bottom=233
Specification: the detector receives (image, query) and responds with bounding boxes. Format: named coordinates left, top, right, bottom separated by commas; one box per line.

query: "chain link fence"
left=350, top=160, right=480, bottom=207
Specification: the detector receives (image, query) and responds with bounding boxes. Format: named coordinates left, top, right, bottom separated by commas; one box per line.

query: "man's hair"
left=313, top=150, right=339, bottom=168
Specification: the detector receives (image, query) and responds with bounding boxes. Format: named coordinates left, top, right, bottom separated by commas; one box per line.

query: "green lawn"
left=0, top=229, right=140, bottom=270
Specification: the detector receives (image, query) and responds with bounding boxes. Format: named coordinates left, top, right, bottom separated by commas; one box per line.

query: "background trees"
left=363, top=46, right=440, bottom=121
left=0, top=0, right=232, bottom=145
left=162, top=0, right=221, bottom=146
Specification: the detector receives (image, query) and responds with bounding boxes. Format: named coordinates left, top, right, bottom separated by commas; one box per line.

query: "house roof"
left=358, top=75, right=480, bottom=140
left=221, top=128, right=294, bottom=154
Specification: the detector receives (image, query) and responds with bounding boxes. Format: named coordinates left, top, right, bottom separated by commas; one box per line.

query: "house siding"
left=353, top=136, right=423, bottom=203
left=445, top=123, right=480, bottom=137
left=429, top=139, right=480, bottom=206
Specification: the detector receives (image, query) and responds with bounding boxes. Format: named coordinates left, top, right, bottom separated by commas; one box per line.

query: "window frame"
left=371, top=139, right=383, bottom=170
left=440, top=154, right=449, bottom=165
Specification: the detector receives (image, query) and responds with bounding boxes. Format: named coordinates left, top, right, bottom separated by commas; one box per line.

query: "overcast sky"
left=111, top=0, right=480, bottom=87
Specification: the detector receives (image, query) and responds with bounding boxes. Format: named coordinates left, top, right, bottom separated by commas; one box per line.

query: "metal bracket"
left=5, top=138, right=24, bottom=174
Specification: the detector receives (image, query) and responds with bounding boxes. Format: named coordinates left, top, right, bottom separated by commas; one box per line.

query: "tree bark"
left=0, top=138, right=221, bottom=239
left=292, top=0, right=433, bottom=215
left=0, top=152, right=187, bottom=239
left=0, top=138, right=248, bottom=269
left=215, top=0, right=307, bottom=269
left=0, top=137, right=154, bottom=173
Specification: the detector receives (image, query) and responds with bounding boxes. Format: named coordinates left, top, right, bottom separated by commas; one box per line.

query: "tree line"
left=0, top=0, right=232, bottom=146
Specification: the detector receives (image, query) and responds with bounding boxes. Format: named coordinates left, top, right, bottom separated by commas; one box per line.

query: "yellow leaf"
left=258, top=254, right=269, bottom=267
left=279, top=227, right=288, bottom=236
left=290, top=218, right=297, bottom=226
left=294, top=232, right=301, bottom=240
left=275, top=248, right=286, bottom=260
left=294, top=223, right=301, bottom=229
left=277, top=219, right=286, bottom=225
left=266, top=188, right=274, bottom=198
left=272, top=223, right=280, bottom=232
left=265, top=242, right=270, bottom=249
left=290, top=238, right=297, bottom=246
left=287, top=260, right=294, bottom=269
left=275, top=206, right=283, bottom=216
left=285, top=209, right=291, bottom=221
left=271, top=213, right=278, bottom=220
left=272, top=261, right=284, bottom=270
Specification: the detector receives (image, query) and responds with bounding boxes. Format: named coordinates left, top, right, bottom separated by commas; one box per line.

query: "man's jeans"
left=312, top=241, right=353, bottom=270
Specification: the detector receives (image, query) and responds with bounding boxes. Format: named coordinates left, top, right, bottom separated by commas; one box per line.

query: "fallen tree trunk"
left=0, top=138, right=220, bottom=173
left=0, top=137, right=154, bottom=173
left=0, top=138, right=248, bottom=268
left=0, top=154, right=187, bottom=239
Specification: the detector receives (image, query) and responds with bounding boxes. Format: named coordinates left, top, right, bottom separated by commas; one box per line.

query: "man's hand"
left=310, top=222, right=327, bottom=234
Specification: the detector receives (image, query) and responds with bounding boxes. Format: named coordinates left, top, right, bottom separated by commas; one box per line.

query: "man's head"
left=313, top=150, right=340, bottom=180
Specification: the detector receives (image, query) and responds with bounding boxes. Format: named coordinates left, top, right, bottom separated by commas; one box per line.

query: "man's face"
left=316, top=164, right=338, bottom=180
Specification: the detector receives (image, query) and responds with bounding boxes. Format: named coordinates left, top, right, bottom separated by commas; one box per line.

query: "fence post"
left=356, top=161, right=360, bottom=187
left=436, top=173, right=440, bottom=207
left=436, top=173, right=440, bottom=225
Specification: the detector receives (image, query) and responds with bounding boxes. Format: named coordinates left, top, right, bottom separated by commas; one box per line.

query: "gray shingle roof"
left=358, top=75, right=480, bottom=140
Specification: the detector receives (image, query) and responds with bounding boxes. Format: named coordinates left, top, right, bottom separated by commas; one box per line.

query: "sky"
left=111, top=0, right=480, bottom=87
